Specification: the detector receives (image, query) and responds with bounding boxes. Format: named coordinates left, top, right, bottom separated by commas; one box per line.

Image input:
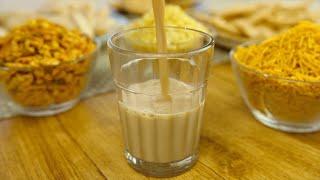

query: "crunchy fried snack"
left=192, top=0, right=318, bottom=45
left=0, top=19, right=96, bottom=107
left=233, top=22, right=320, bottom=123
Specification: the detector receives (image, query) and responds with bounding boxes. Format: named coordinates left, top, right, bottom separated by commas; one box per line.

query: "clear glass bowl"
left=0, top=45, right=98, bottom=117
left=230, top=43, right=320, bottom=133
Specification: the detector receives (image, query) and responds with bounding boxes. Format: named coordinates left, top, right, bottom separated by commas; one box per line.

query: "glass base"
left=15, top=99, right=79, bottom=117
left=125, top=150, right=198, bottom=177
left=252, top=110, right=320, bottom=133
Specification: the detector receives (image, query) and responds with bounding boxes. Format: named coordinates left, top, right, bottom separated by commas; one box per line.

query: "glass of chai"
left=107, top=27, right=214, bottom=177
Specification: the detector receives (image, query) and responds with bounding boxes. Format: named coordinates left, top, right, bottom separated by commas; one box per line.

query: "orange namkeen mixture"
left=0, top=19, right=96, bottom=107
left=235, top=21, right=320, bottom=82
left=233, top=21, right=320, bottom=123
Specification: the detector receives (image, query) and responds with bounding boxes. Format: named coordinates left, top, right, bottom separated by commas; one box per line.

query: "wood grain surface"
left=1, top=63, right=320, bottom=180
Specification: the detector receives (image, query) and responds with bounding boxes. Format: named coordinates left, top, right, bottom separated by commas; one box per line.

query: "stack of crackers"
left=192, top=0, right=318, bottom=47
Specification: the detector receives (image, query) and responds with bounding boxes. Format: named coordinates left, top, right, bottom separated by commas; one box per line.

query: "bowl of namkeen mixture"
left=231, top=21, right=320, bottom=133
left=0, top=19, right=97, bottom=116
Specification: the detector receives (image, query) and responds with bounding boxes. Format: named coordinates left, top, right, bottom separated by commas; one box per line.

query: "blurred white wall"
left=0, top=0, right=46, bottom=12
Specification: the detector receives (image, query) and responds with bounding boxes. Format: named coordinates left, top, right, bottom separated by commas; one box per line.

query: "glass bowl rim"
left=107, top=26, right=215, bottom=58
left=229, top=41, right=320, bottom=84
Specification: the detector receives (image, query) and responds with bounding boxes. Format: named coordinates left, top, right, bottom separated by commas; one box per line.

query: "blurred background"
left=1, top=0, right=319, bottom=56
left=1, top=0, right=319, bottom=48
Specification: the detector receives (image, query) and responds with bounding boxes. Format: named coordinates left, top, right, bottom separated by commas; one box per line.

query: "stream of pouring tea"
left=152, top=0, right=170, bottom=98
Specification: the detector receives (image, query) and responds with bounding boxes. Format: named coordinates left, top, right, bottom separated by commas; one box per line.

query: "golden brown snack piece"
left=233, top=19, right=260, bottom=38
left=218, top=3, right=264, bottom=19
left=248, top=5, right=274, bottom=23
left=193, top=0, right=318, bottom=44
left=209, top=16, right=240, bottom=35
left=0, top=19, right=96, bottom=107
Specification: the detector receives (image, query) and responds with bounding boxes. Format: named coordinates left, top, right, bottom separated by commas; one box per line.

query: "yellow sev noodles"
left=235, top=22, right=320, bottom=81
left=233, top=21, right=320, bottom=124
left=234, top=21, right=320, bottom=82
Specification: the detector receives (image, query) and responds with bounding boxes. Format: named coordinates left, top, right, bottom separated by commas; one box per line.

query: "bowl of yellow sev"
left=230, top=21, right=320, bottom=133
left=0, top=19, right=98, bottom=117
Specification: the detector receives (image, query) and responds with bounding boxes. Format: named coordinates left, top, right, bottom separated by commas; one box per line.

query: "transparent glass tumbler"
left=107, top=27, right=214, bottom=177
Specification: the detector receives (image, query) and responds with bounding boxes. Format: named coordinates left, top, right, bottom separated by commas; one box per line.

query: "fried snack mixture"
left=128, top=5, right=209, bottom=52
left=194, top=0, right=318, bottom=41
left=233, top=21, right=320, bottom=123
left=235, top=21, right=320, bottom=82
left=0, top=19, right=96, bottom=107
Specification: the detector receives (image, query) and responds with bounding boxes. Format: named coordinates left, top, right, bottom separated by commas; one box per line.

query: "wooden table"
left=1, top=63, right=320, bottom=180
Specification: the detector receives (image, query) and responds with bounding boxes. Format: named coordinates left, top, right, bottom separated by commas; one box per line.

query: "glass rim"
left=107, top=26, right=215, bottom=58
left=230, top=41, right=320, bottom=84
left=0, top=38, right=101, bottom=71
